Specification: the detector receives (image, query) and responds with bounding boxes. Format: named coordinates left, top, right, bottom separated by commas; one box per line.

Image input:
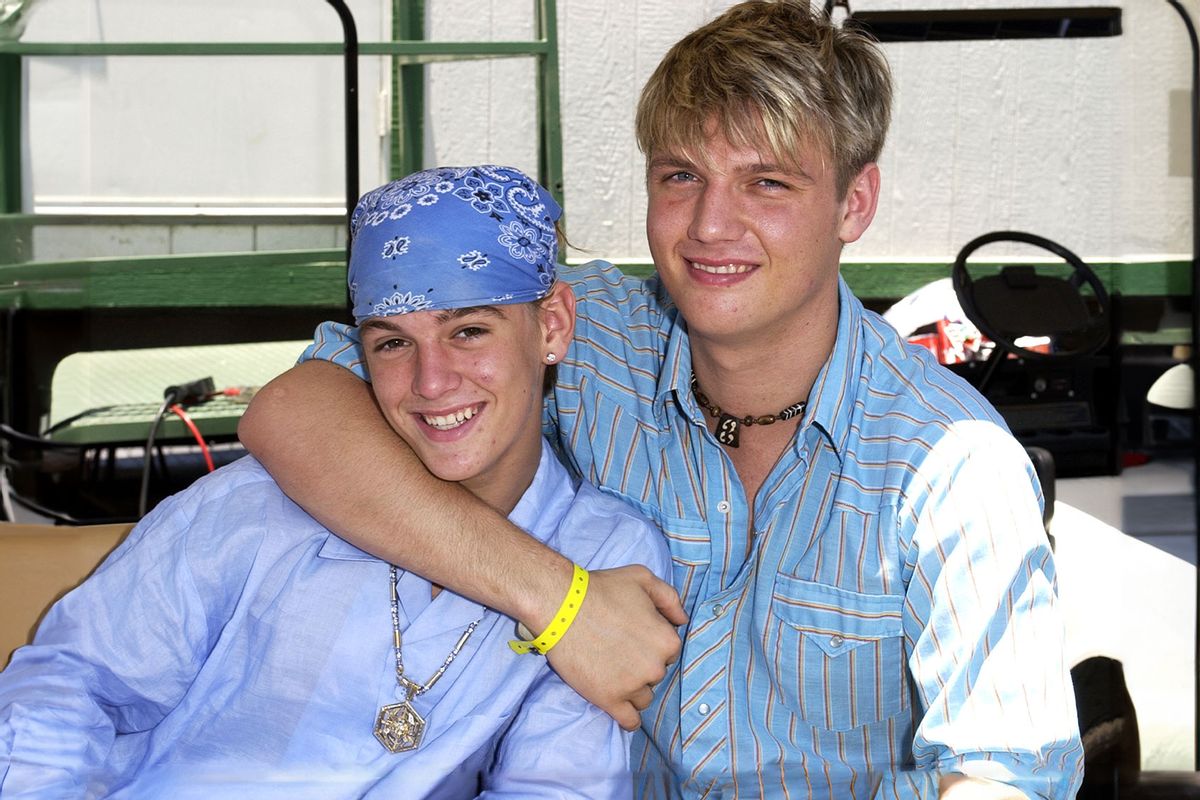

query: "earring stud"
left=546, top=353, right=557, bottom=363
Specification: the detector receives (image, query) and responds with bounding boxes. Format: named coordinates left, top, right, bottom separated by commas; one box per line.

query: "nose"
left=411, top=343, right=461, bottom=399
left=687, top=183, right=744, bottom=243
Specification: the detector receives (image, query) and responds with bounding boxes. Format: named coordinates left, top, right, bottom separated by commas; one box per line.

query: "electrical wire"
left=0, top=465, right=15, bottom=522
left=137, top=393, right=177, bottom=519
left=7, top=488, right=132, bottom=526
left=42, top=406, right=118, bottom=437
left=169, top=404, right=214, bottom=473
left=0, top=423, right=91, bottom=450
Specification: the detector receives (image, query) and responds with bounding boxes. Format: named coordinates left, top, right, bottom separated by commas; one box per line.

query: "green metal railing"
left=0, top=250, right=1187, bottom=314
left=0, top=0, right=565, bottom=255
left=0, top=2, right=1188, bottom=312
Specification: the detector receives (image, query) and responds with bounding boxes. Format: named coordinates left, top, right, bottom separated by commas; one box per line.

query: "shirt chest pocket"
left=767, top=574, right=908, bottom=731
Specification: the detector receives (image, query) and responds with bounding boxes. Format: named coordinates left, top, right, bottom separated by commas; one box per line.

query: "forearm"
left=870, top=771, right=1029, bottom=799
left=939, top=774, right=1030, bottom=799
left=238, top=360, right=571, bottom=628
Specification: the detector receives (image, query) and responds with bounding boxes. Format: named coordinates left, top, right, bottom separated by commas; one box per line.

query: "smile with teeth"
left=689, top=261, right=753, bottom=274
left=421, top=404, right=481, bottom=431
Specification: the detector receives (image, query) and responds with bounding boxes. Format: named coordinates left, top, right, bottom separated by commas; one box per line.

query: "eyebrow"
left=647, top=155, right=697, bottom=172
left=437, top=305, right=506, bottom=322
left=359, top=305, right=505, bottom=333
left=647, top=154, right=814, bottom=184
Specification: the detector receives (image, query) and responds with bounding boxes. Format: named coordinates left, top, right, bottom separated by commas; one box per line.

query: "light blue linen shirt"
left=0, top=441, right=671, bottom=799
left=296, top=260, right=1085, bottom=799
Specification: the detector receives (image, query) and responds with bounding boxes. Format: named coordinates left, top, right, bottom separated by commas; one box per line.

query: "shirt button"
left=830, top=635, right=844, bottom=648
left=698, top=703, right=711, bottom=716
left=712, top=603, right=724, bottom=617
left=716, top=500, right=730, bottom=513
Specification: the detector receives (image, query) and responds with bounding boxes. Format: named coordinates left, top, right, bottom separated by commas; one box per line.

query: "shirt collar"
left=800, top=275, right=862, bottom=462
left=653, top=315, right=703, bottom=428
left=651, top=274, right=863, bottom=462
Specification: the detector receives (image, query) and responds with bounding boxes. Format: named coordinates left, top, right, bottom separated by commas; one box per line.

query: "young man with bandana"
left=0, top=166, right=670, bottom=798
left=240, top=3, right=1084, bottom=797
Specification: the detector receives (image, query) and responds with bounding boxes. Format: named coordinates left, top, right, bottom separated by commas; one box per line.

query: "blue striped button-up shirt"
left=301, top=260, right=1084, bottom=799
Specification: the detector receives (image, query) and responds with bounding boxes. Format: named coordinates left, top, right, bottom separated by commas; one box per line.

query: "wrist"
left=510, top=563, right=589, bottom=655
left=513, top=553, right=576, bottom=634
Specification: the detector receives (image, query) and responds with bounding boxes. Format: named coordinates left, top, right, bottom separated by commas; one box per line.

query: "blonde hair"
left=635, top=0, right=892, bottom=194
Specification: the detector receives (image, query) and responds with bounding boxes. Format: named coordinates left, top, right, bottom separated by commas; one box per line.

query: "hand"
left=544, top=565, right=687, bottom=731
left=939, top=774, right=1030, bottom=799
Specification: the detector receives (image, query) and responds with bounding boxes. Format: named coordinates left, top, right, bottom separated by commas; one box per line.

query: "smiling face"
left=645, top=126, right=879, bottom=354
left=360, top=282, right=574, bottom=514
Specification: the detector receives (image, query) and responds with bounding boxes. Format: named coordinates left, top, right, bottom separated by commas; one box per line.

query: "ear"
left=537, top=280, right=577, bottom=359
left=838, top=162, right=880, bottom=245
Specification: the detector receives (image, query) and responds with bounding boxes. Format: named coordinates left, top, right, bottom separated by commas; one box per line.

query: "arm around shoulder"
left=239, top=360, right=584, bottom=639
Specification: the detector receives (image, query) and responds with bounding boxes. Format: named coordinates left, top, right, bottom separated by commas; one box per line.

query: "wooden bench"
left=0, top=522, right=133, bottom=667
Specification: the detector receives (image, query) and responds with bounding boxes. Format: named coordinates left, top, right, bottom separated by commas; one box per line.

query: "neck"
left=689, top=308, right=838, bottom=417
left=461, top=436, right=542, bottom=517
left=687, top=276, right=840, bottom=413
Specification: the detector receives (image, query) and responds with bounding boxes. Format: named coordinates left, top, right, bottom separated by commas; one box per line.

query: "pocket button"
left=829, top=634, right=844, bottom=649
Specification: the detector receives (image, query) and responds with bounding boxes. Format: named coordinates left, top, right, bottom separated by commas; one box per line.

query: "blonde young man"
left=241, top=3, right=1084, bottom=797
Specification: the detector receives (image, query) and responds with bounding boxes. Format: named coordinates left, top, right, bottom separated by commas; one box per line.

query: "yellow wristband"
left=508, top=564, right=589, bottom=655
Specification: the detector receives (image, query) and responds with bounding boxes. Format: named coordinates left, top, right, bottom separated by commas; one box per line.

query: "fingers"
left=644, top=573, right=689, bottom=627
left=630, top=685, right=655, bottom=712
left=612, top=702, right=641, bottom=732
left=541, top=564, right=683, bottom=733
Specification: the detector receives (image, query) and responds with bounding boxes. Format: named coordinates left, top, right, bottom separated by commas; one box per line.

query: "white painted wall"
left=16, top=0, right=1196, bottom=263
left=21, top=0, right=384, bottom=212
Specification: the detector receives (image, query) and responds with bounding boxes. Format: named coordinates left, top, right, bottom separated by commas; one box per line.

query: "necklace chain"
left=375, top=565, right=480, bottom=753
left=388, top=565, right=479, bottom=696
left=691, top=375, right=806, bottom=449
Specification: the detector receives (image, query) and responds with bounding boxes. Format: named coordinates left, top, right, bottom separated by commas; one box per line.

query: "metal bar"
left=393, top=0, right=426, bottom=180
left=0, top=249, right=345, bottom=275
left=0, top=249, right=1189, bottom=300
left=536, top=0, right=565, bottom=212
left=0, top=55, right=18, bottom=216
left=0, top=254, right=348, bottom=310
left=324, top=0, right=359, bottom=252
left=0, top=41, right=549, bottom=57
left=1163, top=0, right=1199, bottom=773
left=0, top=54, right=26, bottom=266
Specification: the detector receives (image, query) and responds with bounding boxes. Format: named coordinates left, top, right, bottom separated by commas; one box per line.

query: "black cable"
left=137, top=392, right=176, bottom=519
left=41, top=405, right=118, bottom=436
left=0, top=422, right=88, bottom=451
left=7, top=488, right=133, bottom=526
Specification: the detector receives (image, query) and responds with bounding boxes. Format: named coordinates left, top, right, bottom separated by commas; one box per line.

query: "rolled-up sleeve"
left=898, top=421, right=1084, bottom=799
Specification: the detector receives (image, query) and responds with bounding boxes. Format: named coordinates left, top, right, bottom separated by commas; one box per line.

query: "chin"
left=427, top=464, right=479, bottom=484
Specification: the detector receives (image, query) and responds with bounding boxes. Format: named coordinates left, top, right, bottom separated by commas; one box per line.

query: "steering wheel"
left=952, top=230, right=1111, bottom=361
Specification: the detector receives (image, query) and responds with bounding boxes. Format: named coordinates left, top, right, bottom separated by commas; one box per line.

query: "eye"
left=755, top=176, right=789, bottom=190
left=664, top=170, right=698, bottom=184
left=453, top=325, right=489, bottom=340
left=371, top=336, right=409, bottom=353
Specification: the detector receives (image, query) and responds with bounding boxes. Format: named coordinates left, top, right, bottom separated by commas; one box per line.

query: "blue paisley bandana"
left=348, top=165, right=561, bottom=323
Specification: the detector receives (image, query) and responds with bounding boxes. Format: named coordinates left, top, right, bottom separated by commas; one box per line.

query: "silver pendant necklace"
left=374, top=566, right=480, bottom=753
